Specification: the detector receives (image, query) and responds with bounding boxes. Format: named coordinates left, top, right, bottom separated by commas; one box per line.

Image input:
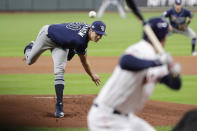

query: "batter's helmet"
left=143, top=17, right=169, bottom=42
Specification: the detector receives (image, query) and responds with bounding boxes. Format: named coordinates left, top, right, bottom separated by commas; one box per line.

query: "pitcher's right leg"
left=24, top=25, right=50, bottom=65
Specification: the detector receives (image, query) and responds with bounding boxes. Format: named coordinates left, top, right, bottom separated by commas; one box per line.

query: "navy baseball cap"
left=91, top=21, right=106, bottom=36
left=143, top=17, right=169, bottom=41
left=175, top=0, right=182, bottom=5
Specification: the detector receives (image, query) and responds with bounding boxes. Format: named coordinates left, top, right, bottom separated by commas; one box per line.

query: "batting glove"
left=169, top=62, right=181, bottom=77
left=157, top=52, right=173, bottom=65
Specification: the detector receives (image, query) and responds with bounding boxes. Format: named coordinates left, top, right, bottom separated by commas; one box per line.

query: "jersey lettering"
left=170, top=15, right=186, bottom=24
left=78, top=24, right=89, bottom=37
left=157, top=22, right=168, bottom=28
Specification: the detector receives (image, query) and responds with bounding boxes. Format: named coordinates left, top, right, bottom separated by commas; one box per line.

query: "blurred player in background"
left=24, top=21, right=106, bottom=118
left=162, top=0, right=197, bottom=56
left=87, top=17, right=182, bottom=131
left=97, top=0, right=126, bottom=18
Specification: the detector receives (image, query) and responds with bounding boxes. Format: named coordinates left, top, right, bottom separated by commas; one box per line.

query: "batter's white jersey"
left=95, top=40, right=168, bottom=114
left=88, top=40, right=169, bottom=131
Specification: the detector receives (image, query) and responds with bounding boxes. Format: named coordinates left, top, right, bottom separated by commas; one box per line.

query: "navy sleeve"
left=160, top=74, right=182, bottom=90
left=185, top=10, right=194, bottom=18
left=119, top=54, right=161, bottom=71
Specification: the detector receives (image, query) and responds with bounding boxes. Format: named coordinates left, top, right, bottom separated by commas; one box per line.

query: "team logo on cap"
left=157, top=22, right=168, bottom=29
left=101, top=26, right=105, bottom=31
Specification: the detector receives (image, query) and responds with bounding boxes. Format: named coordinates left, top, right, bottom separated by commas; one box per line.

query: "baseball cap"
left=175, top=0, right=182, bottom=5
left=143, top=17, right=169, bottom=41
left=90, top=21, right=106, bottom=36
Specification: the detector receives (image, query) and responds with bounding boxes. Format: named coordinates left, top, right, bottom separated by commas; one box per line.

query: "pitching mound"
left=0, top=95, right=197, bottom=128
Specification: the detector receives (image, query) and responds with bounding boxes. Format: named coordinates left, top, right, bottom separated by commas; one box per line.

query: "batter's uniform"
left=162, top=2, right=197, bottom=55
left=97, top=0, right=126, bottom=18
left=24, top=21, right=106, bottom=118
left=87, top=17, right=182, bottom=131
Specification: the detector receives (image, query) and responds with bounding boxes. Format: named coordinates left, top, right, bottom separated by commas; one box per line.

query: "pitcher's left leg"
left=51, top=47, right=69, bottom=118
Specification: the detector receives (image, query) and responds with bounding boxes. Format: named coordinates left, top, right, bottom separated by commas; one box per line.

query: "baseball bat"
left=125, top=0, right=165, bottom=54
left=143, top=24, right=165, bottom=53
left=125, top=0, right=144, bottom=22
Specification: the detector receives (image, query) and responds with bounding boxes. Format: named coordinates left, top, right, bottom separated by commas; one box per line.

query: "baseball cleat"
left=54, top=111, right=64, bottom=118
left=24, top=41, right=34, bottom=54
left=54, top=103, right=64, bottom=118
left=192, top=52, right=197, bottom=56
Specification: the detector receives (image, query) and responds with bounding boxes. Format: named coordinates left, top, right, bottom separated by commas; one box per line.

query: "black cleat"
left=54, top=103, right=64, bottom=118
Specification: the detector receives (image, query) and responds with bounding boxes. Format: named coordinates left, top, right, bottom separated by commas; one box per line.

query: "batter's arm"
left=119, top=53, right=171, bottom=71
left=78, top=54, right=100, bottom=86
left=119, top=54, right=161, bottom=71
left=160, top=74, right=182, bottom=90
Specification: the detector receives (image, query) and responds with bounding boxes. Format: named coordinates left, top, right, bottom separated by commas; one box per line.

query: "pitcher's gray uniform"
left=24, top=21, right=106, bottom=118
left=162, top=0, right=197, bottom=55
left=87, top=17, right=182, bottom=131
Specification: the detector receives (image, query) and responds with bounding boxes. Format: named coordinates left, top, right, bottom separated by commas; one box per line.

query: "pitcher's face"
left=89, top=29, right=103, bottom=43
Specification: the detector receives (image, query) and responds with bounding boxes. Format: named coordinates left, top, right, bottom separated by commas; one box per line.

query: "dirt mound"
left=0, top=95, right=196, bottom=128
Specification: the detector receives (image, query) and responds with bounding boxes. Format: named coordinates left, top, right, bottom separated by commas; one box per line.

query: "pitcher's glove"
left=67, top=49, right=75, bottom=61
left=178, top=24, right=187, bottom=31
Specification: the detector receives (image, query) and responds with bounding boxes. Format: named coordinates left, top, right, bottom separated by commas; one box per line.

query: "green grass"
left=0, top=12, right=197, bottom=56
left=0, top=74, right=196, bottom=105
left=0, top=74, right=105, bottom=95
left=152, top=76, right=197, bottom=105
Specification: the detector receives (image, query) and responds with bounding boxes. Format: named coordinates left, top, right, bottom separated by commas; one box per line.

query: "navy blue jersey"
left=48, top=22, right=90, bottom=55
left=163, top=7, right=193, bottom=29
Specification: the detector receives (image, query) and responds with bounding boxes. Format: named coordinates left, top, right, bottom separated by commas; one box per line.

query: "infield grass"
left=0, top=12, right=197, bottom=57
left=0, top=74, right=196, bottom=105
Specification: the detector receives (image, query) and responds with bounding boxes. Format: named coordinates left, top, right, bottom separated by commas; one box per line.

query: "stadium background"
left=0, top=0, right=197, bottom=11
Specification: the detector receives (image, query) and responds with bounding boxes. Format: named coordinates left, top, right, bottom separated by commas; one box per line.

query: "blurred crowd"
left=147, top=0, right=197, bottom=7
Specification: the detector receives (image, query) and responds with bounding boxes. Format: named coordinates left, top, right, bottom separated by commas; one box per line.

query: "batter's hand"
left=91, top=74, right=101, bottom=86
left=158, top=52, right=173, bottom=65
left=169, top=62, right=181, bottom=77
